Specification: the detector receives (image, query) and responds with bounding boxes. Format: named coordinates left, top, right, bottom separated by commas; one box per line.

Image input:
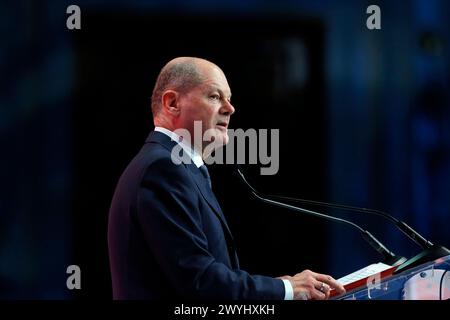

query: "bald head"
left=151, top=57, right=220, bottom=118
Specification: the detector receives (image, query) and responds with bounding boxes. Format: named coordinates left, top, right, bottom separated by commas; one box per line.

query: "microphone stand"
left=235, top=167, right=406, bottom=266
left=263, top=194, right=449, bottom=274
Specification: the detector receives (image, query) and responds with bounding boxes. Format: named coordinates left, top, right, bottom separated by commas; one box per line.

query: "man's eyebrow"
left=217, top=88, right=232, bottom=99
left=207, top=84, right=231, bottom=99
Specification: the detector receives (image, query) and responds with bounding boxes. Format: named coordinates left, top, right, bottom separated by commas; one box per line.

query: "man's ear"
left=161, top=90, right=181, bottom=116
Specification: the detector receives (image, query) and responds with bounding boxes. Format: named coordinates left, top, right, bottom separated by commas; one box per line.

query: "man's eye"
left=210, top=94, right=220, bottom=100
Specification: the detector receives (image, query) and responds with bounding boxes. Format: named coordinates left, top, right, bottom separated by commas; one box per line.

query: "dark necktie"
left=199, top=164, right=212, bottom=189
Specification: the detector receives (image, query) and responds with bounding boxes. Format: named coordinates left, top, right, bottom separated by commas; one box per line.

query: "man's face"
left=177, top=64, right=235, bottom=151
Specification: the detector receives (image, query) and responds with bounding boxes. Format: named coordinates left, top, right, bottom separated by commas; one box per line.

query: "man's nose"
left=221, top=100, right=235, bottom=116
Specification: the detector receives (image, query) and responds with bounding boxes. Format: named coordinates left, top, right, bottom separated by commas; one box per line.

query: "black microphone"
left=260, top=189, right=450, bottom=274
left=235, top=167, right=406, bottom=266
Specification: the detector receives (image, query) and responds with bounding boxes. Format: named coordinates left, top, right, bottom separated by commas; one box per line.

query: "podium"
left=334, top=254, right=450, bottom=300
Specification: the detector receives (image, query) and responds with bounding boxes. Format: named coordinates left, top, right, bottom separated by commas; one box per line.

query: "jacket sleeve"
left=136, top=157, right=285, bottom=300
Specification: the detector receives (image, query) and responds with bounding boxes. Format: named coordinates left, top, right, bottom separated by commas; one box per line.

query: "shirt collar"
left=154, top=126, right=204, bottom=168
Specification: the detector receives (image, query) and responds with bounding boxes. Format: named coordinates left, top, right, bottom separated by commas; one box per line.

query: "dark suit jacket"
left=108, top=131, right=285, bottom=299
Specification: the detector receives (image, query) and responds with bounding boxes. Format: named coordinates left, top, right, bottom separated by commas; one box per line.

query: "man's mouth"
left=216, top=121, right=228, bottom=129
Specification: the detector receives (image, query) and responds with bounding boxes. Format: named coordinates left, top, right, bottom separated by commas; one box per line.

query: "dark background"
left=1, top=0, right=450, bottom=299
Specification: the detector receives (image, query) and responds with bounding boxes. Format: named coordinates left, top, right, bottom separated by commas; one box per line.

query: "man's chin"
left=224, top=135, right=230, bottom=145
left=216, top=132, right=229, bottom=146
left=209, top=129, right=228, bottom=145
left=203, top=132, right=228, bottom=155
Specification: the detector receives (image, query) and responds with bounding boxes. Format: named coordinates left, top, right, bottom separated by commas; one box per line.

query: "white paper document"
left=337, top=262, right=393, bottom=286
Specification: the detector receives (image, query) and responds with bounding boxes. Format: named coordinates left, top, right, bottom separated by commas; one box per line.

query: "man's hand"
left=278, top=270, right=345, bottom=300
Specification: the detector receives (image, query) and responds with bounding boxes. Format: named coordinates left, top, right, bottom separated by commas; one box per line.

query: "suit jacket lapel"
left=187, top=164, right=239, bottom=269
left=146, top=131, right=235, bottom=243
left=147, top=130, right=239, bottom=268
left=186, top=163, right=234, bottom=240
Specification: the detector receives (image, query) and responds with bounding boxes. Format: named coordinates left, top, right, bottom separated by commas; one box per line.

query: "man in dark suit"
left=108, top=57, right=345, bottom=299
